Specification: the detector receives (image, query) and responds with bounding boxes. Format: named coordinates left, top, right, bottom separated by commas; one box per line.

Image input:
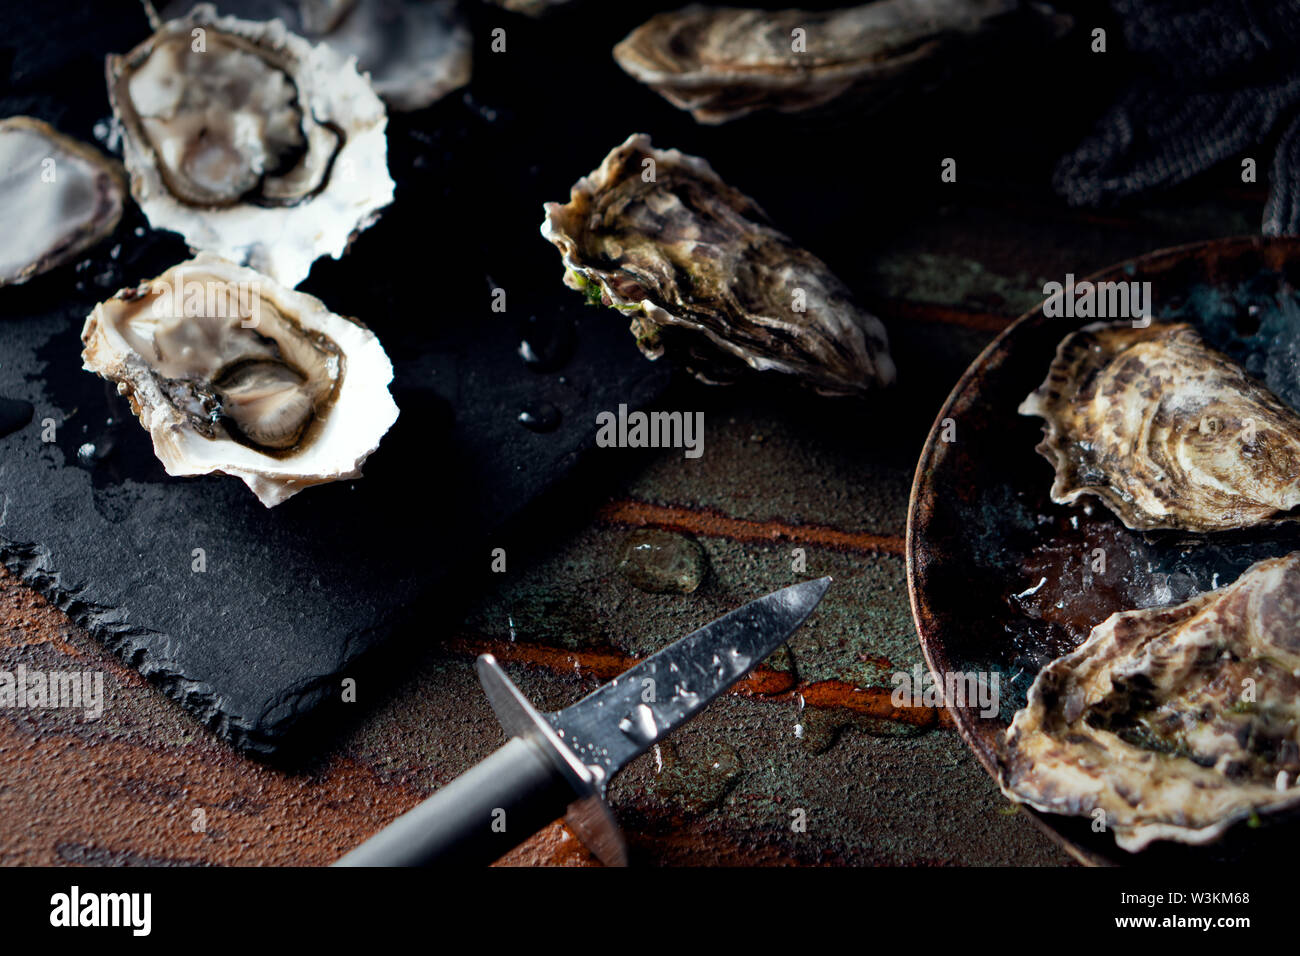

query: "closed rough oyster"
left=541, top=134, right=895, bottom=395
left=0, top=117, right=126, bottom=287
left=81, top=253, right=399, bottom=507
left=108, top=3, right=394, bottom=287
left=1020, top=321, right=1300, bottom=532
left=1000, top=551, right=1300, bottom=852
left=613, top=1, right=1070, bottom=124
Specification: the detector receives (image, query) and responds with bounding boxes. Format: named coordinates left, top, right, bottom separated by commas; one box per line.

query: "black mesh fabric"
left=1054, top=0, right=1300, bottom=235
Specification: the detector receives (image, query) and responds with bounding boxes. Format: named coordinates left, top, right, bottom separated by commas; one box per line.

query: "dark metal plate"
left=907, top=236, right=1300, bottom=865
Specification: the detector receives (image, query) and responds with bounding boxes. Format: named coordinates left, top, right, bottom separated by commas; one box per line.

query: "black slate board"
left=0, top=0, right=673, bottom=754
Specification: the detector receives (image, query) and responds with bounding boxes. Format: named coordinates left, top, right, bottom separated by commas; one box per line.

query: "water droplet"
left=617, top=703, right=658, bottom=746
left=0, top=397, right=34, bottom=438
left=76, top=434, right=115, bottom=468
left=517, top=314, right=575, bottom=371
left=615, top=529, right=706, bottom=594
left=517, top=401, right=560, bottom=432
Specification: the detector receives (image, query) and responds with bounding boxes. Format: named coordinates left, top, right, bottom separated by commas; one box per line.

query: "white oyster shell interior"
left=109, top=4, right=394, bottom=288
left=159, top=0, right=472, bottom=112
left=81, top=254, right=399, bottom=507
left=0, top=117, right=125, bottom=286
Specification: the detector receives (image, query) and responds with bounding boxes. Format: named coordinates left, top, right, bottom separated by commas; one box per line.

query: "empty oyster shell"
left=0, top=117, right=126, bottom=287
left=159, top=0, right=472, bottom=111
left=541, top=134, right=895, bottom=395
left=613, top=1, right=1071, bottom=125
left=1000, top=551, right=1300, bottom=852
left=81, top=253, right=399, bottom=507
left=1020, top=322, right=1300, bottom=532
left=108, top=3, right=394, bottom=287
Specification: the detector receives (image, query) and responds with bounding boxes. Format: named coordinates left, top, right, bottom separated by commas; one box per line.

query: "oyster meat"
left=1001, top=551, right=1300, bottom=852
left=541, top=134, right=895, bottom=395
left=613, top=1, right=1070, bottom=125
left=159, top=0, right=472, bottom=111
left=1020, top=321, right=1300, bottom=532
left=108, top=3, right=394, bottom=287
left=0, top=117, right=126, bottom=287
left=81, top=253, right=399, bottom=507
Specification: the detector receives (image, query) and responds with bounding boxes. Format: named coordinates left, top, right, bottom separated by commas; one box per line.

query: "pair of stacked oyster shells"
left=3, top=2, right=477, bottom=507
left=1001, top=321, right=1300, bottom=852
left=3, top=5, right=413, bottom=507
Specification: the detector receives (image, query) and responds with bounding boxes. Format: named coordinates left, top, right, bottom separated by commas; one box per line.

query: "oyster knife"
left=335, top=577, right=831, bottom=867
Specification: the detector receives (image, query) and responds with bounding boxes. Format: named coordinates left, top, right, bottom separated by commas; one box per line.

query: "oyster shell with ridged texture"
left=1000, top=551, right=1300, bottom=852
left=1020, top=321, right=1300, bottom=532
left=541, top=134, right=895, bottom=395
left=613, top=1, right=1070, bottom=125
left=0, top=117, right=126, bottom=287
left=81, top=253, right=398, bottom=507
left=108, top=3, right=394, bottom=288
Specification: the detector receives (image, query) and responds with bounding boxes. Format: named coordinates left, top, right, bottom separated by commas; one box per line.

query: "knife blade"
left=335, top=576, right=831, bottom=867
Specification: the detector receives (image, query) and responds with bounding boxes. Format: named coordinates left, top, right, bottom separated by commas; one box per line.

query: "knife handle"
left=335, top=736, right=577, bottom=867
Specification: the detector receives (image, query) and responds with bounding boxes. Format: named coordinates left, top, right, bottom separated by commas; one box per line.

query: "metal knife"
left=335, top=576, right=831, bottom=867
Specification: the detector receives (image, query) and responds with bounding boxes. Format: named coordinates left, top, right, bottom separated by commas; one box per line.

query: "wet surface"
left=0, top=0, right=1276, bottom=865
left=0, top=397, right=33, bottom=439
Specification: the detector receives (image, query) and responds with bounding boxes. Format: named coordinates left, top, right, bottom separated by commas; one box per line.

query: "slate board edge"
left=0, top=367, right=668, bottom=756
left=0, top=534, right=276, bottom=749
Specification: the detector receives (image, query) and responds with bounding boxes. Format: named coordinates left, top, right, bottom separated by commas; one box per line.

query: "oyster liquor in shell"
left=107, top=3, right=394, bottom=288
left=81, top=254, right=399, bottom=507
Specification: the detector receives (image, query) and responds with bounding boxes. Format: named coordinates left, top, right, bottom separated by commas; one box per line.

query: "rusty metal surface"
left=0, top=175, right=1264, bottom=866
left=908, top=236, right=1300, bottom=867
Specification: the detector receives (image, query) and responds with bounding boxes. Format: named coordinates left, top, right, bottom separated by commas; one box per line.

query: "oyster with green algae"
left=540, top=134, right=895, bottom=395
left=1000, top=551, right=1300, bottom=852
left=1020, top=321, right=1300, bottom=532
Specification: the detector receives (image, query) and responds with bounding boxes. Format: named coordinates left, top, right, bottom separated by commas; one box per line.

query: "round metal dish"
left=907, top=236, right=1300, bottom=866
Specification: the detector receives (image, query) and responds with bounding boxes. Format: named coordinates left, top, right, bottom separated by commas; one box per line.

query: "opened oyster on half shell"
left=82, top=253, right=399, bottom=507
left=541, top=134, right=895, bottom=395
left=108, top=3, right=394, bottom=287
left=0, top=117, right=126, bottom=287
left=159, top=0, right=472, bottom=111
left=1000, top=551, right=1300, bottom=851
left=1020, top=321, right=1300, bottom=532
left=613, top=1, right=1071, bottom=125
